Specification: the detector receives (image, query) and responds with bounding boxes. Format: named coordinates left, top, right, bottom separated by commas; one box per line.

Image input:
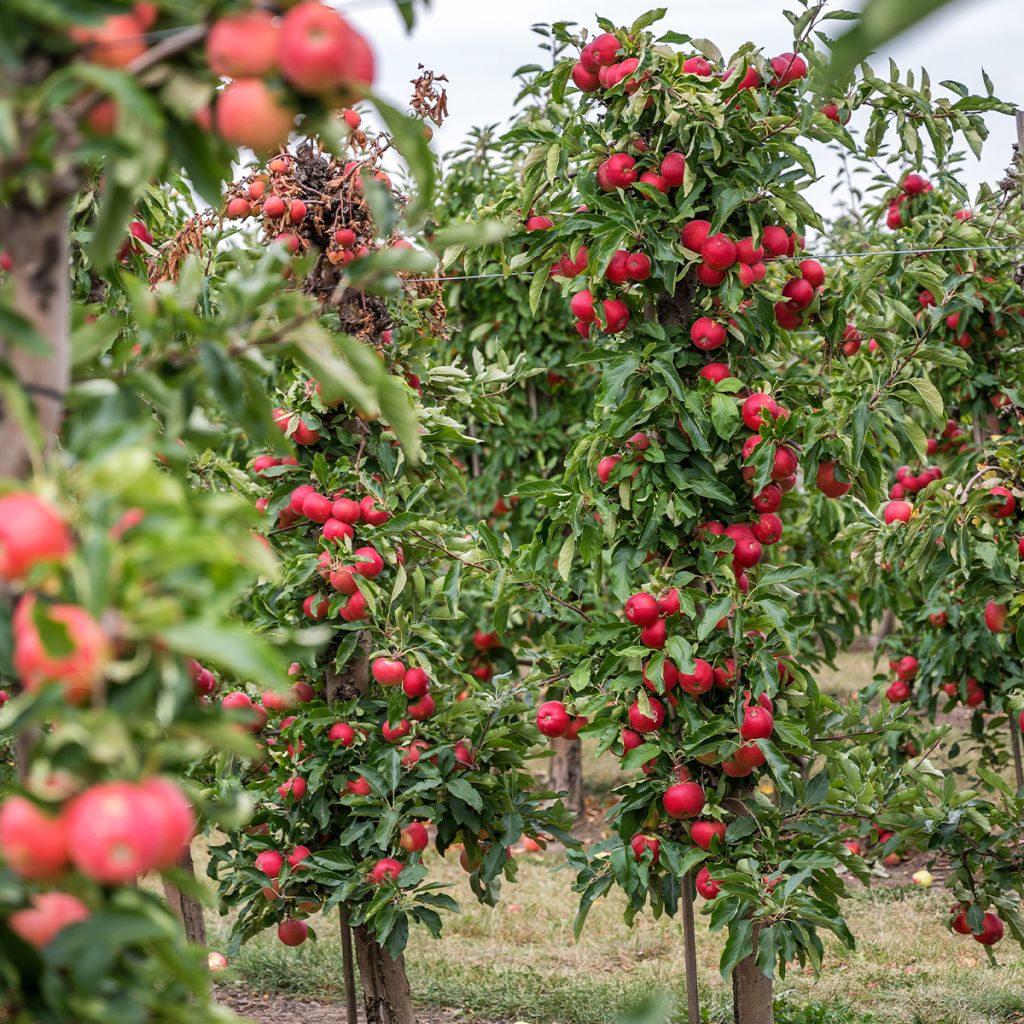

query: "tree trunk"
left=161, top=844, right=207, bottom=945
left=732, top=927, right=773, bottom=1024
left=0, top=200, right=71, bottom=478
left=353, top=923, right=414, bottom=1024
left=870, top=607, right=895, bottom=649
left=548, top=735, right=584, bottom=814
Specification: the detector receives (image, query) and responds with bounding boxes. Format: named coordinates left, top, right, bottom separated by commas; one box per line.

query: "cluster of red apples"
left=0, top=779, right=194, bottom=949
left=250, top=434, right=392, bottom=625
left=208, top=3, right=374, bottom=155
left=569, top=34, right=807, bottom=97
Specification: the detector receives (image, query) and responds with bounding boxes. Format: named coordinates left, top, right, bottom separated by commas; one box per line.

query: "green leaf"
left=557, top=534, right=574, bottom=582
left=446, top=776, right=483, bottom=812
left=160, top=621, right=288, bottom=689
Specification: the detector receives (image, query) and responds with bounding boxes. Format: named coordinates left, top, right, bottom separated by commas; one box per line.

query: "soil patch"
left=218, top=986, right=512, bottom=1024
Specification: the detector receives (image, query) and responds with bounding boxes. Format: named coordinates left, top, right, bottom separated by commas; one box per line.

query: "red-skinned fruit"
left=929, top=611, right=948, bottom=628
left=366, top=860, right=401, bottom=884
left=0, top=493, right=73, bottom=580
left=206, top=10, right=279, bottom=78
left=690, top=820, right=727, bottom=850
left=640, top=619, right=667, bottom=649
left=400, top=822, right=429, bottom=854
left=782, top=277, right=815, bottom=310
left=680, top=219, right=712, bottom=253
left=630, top=834, right=661, bottom=863
left=277, top=919, right=309, bottom=947
left=360, top=495, right=390, bottom=526
left=663, top=781, right=705, bottom=819
left=661, top=152, right=686, bottom=187
left=628, top=697, right=665, bottom=733
left=13, top=597, right=109, bottom=704
left=690, top=318, right=726, bottom=350
left=695, top=866, right=720, bottom=899
left=760, top=226, right=790, bottom=258
left=735, top=237, right=765, bottom=264
left=625, top=592, right=660, bottom=626
left=740, top=705, right=774, bottom=740
left=215, top=80, right=296, bottom=155
left=799, top=259, right=825, bottom=288
left=572, top=62, right=601, bottom=92
left=536, top=700, right=570, bottom=737
left=590, top=32, right=622, bottom=66
left=0, top=796, right=68, bottom=880
left=753, top=485, right=782, bottom=513
left=984, top=601, right=1008, bottom=633
left=407, top=694, right=436, bottom=720
left=816, top=461, right=851, bottom=498
left=697, top=263, right=727, bottom=287
left=983, top=485, right=1015, bottom=518
left=657, top=588, right=681, bottom=617
left=741, top=392, right=781, bottom=431
left=698, top=362, right=732, bottom=383
left=883, top=500, right=913, bottom=524
left=402, top=667, right=429, bottom=698
left=64, top=782, right=163, bottom=883
left=381, top=719, right=410, bottom=743
left=372, top=657, right=405, bottom=686
left=9, top=892, right=89, bottom=949
left=278, top=2, right=371, bottom=95
left=346, top=775, right=371, bottom=796
left=328, top=722, right=355, bottom=746
left=973, top=913, right=1004, bottom=945
left=352, top=546, right=384, bottom=578
left=701, top=233, right=738, bottom=270
left=570, top=289, right=595, bottom=322
left=677, top=658, right=714, bottom=696
left=752, top=513, right=782, bottom=545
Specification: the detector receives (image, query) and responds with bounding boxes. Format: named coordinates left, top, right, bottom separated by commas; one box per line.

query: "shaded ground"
left=218, top=987, right=512, bottom=1024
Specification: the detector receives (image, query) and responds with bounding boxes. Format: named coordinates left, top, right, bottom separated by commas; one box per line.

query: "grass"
left=208, top=651, right=1024, bottom=1024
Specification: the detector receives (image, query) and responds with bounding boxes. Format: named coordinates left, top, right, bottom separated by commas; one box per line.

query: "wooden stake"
left=680, top=873, right=701, bottom=1024
left=1010, top=718, right=1024, bottom=791
left=340, top=905, right=358, bottom=1024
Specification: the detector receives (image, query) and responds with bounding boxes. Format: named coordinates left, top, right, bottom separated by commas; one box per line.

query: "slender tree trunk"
left=161, top=844, right=207, bottom=945
left=0, top=201, right=71, bottom=478
left=352, top=924, right=414, bottom=1024
left=871, top=607, right=895, bottom=649
left=548, top=735, right=584, bottom=815
left=732, top=926, right=773, bottom=1024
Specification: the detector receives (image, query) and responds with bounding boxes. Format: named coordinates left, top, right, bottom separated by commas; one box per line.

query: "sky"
left=339, top=0, right=1022, bottom=220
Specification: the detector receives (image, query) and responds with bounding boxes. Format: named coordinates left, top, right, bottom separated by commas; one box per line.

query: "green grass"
left=209, top=651, right=1024, bottom=1024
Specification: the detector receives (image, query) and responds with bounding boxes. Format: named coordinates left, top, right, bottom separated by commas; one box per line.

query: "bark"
left=870, top=607, right=896, bottom=649
left=353, top=924, right=414, bottom=1024
left=161, top=844, right=207, bottom=945
left=0, top=201, right=71, bottom=478
left=548, top=735, right=584, bottom=814
left=732, top=927, right=773, bottom=1024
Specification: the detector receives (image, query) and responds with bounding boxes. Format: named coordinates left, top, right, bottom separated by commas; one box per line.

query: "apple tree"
left=198, top=108, right=573, bottom=1024
left=492, top=7, right=1024, bottom=1023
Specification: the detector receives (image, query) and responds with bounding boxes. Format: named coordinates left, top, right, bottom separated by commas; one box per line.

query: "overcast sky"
left=341, top=0, right=1021, bottom=220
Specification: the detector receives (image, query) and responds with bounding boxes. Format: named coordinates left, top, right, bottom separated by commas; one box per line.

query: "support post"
left=680, top=874, right=701, bottom=1024
left=340, top=905, right=358, bottom=1024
